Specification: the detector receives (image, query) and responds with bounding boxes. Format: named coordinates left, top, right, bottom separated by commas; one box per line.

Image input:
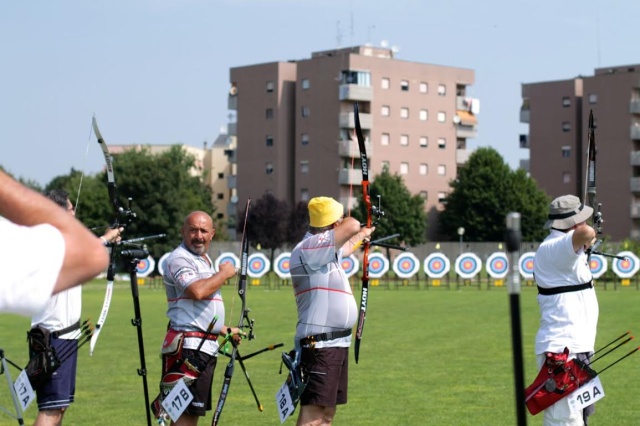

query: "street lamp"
left=457, top=227, right=465, bottom=255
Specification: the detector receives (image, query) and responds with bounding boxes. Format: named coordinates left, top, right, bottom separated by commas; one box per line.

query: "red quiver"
left=525, top=348, right=597, bottom=415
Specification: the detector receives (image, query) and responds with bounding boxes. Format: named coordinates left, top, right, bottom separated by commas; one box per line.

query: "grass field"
left=0, top=279, right=638, bottom=425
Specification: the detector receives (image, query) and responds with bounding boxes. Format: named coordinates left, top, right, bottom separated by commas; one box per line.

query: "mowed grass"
left=0, top=280, right=639, bottom=425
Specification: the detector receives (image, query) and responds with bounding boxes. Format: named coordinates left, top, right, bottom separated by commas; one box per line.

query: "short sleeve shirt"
left=289, top=230, right=357, bottom=348
left=1, top=221, right=65, bottom=316
left=163, top=243, right=225, bottom=354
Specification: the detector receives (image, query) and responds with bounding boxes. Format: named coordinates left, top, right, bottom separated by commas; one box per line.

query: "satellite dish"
left=230, top=195, right=238, bottom=204
left=453, top=115, right=461, bottom=124
left=380, top=40, right=389, bottom=48
left=229, top=86, right=238, bottom=96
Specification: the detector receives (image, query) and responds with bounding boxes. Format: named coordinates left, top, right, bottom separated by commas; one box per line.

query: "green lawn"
left=0, top=280, right=638, bottom=425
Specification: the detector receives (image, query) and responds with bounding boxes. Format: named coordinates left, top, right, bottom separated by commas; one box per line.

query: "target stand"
left=423, top=253, right=452, bottom=290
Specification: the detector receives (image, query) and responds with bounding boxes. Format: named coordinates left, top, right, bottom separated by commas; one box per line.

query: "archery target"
left=247, top=253, right=271, bottom=278
left=485, top=252, right=509, bottom=279
left=611, top=251, right=639, bottom=279
left=423, top=253, right=450, bottom=279
left=158, top=252, right=171, bottom=276
left=340, top=255, right=360, bottom=278
left=588, top=254, right=607, bottom=279
left=136, top=255, right=155, bottom=278
left=518, top=252, right=536, bottom=280
left=274, top=252, right=291, bottom=279
left=392, top=252, right=420, bottom=279
left=215, top=252, right=240, bottom=271
left=367, top=252, right=389, bottom=278
left=454, top=253, right=482, bottom=279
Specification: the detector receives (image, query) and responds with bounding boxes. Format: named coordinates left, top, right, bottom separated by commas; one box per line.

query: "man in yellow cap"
left=288, top=196, right=374, bottom=426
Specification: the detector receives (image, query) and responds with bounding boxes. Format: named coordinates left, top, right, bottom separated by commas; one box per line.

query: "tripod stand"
left=0, top=349, right=27, bottom=425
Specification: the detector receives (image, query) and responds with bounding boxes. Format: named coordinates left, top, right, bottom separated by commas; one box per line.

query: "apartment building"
left=521, top=64, right=640, bottom=240
left=228, top=45, right=478, bottom=239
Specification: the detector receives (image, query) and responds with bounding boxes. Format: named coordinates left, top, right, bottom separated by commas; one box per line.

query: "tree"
left=352, top=168, right=427, bottom=247
left=240, top=193, right=290, bottom=262
left=287, top=201, right=309, bottom=245
left=438, top=147, right=548, bottom=242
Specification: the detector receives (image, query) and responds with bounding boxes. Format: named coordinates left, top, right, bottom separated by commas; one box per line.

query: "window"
left=301, top=134, right=309, bottom=145
left=438, top=138, right=446, bottom=149
left=562, top=121, right=571, bottom=132
left=266, top=135, right=273, bottom=147
left=438, top=192, right=447, bottom=203
left=381, top=77, right=390, bottom=89
left=419, top=82, right=428, bottom=93
left=266, top=108, right=273, bottom=119
left=563, top=172, right=571, bottom=183
left=400, top=162, right=409, bottom=175
left=266, top=81, right=274, bottom=92
left=438, top=84, right=446, bottom=96
left=437, top=165, right=446, bottom=175
left=301, top=188, right=309, bottom=201
left=217, top=193, right=224, bottom=200
left=381, top=133, right=390, bottom=146
left=301, top=106, right=310, bottom=117
left=588, top=94, right=598, bottom=104
left=300, top=161, right=309, bottom=174
left=216, top=213, right=224, bottom=220
left=266, top=162, right=274, bottom=174
left=420, top=136, right=428, bottom=147
left=400, top=107, right=409, bottom=119
left=437, top=111, right=446, bottom=123
left=217, top=173, right=224, bottom=179
left=381, top=160, right=390, bottom=171
left=381, top=105, right=390, bottom=116
left=561, top=146, right=571, bottom=158
left=420, top=191, right=428, bottom=200
left=401, top=80, right=409, bottom=91
left=400, top=134, right=409, bottom=146
left=419, top=164, right=428, bottom=175
left=301, top=79, right=310, bottom=90
left=340, top=70, right=371, bottom=86
left=562, top=97, right=571, bottom=107
left=419, top=109, right=428, bottom=121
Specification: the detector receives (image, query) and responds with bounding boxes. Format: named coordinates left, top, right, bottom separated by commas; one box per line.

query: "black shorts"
left=37, top=338, right=78, bottom=411
left=161, top=348, right=217, bottom=417
left=300, top=346, right=349, bottom=407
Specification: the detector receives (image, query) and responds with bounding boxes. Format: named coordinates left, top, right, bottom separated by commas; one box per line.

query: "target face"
left=518, top=252, right=536, bottom=280
left=274, top=252, right=292, bottom=279
left=136, top=255, right=155, bottom=278
left=612, top=251, right=639, bottom=279
left=215, top=252, right=240, bottom=272
left=454, top=253, right=482, bottom=279
left=588, top=254, right=607, bottom=279
left=485, top=252, right=509, bottom=279
left=423, top=253, right=451, bottom=279
left=340, top=255, right=360, bottom=278
left=367, top=252, right=389, bottom=278
left=158, top=252, right=171, bottom=276
left=392, top=252, right=420, bottom=279
left=247, top=253, right=271, bottom=278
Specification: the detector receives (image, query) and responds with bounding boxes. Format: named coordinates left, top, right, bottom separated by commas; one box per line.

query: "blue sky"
left=1, top=0, right=638, bottom=186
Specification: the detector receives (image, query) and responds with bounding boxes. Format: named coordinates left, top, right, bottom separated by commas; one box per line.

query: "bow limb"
left=354, top=103, right=371, bottom=364
left=212, top=199, right=257, bottom=425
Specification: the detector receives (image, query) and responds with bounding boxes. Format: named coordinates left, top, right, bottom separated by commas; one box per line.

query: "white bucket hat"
left=543, top=195, right=593, bottom=230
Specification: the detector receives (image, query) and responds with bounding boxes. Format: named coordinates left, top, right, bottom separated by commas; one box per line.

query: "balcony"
left=632, top=125, right=640, bottom=140
left=338, top=139, right=372, bottom=158
left=455, top=124, right=477, bottom=139
left=228, top=94, right=237, bottom=111
left=338, top=84, right=373, bottom=102
left=630, top=229, right=640, bottom=240
left=520, top=109, right=530, bottom=123
left=227, top=122, right=237, bottom=136
left=456, top=149, right=470, bottom=164
left=631, top=203, right=640, bottom=218
left=226, top=175, right=236, bottom=189
left=339, top=112, right=372, bottom=129
left=631, top=151, right=640, bottom=166
left=338, top=168, right=362, bottom=185
left=631, top=99, right=640, bottom=114
left=631, top=177, right=640, bottom=192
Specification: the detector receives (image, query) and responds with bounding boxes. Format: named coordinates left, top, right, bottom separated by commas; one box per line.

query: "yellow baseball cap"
left=308, top=197, right=345, bottom=227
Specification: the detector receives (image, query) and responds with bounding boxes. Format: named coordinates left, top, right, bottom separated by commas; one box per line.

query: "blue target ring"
left=136, top=256, right=155, bottom=278
left=367, top=253, right=389, bottom=278
left=423, top=253, right=450, bottom=279
left=274, top=252, right=291, bottom=279
left=588, top=254, right=607, bottom=279
left=518, top=252, right=536, bottom=280
left=485, top=252, right=509, bottom=279
left=455, top=253, right=481, bottom=279
left=340, top=255, right=359, bottom=278
left=393, top=253, right=419, bottom=279
left=612, top=251, right=639, bottom=279
left=248, top=253, right=270, bottom=278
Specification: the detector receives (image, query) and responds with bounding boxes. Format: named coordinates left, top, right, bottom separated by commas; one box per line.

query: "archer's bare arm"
left=183, top=261, right=237, bottom=300
left=0, top=170, right=109, bottom=293
left=336, top=216, right=375, bottom=257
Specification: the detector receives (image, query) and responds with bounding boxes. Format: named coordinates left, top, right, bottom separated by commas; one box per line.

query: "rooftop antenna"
left=367, top=25, right=376, bottom=44
left=349, top=1, right=354, bottom=44
left=336, top=20, right=343, bottom=48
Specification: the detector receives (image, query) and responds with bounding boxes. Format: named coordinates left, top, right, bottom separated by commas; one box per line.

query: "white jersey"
left=290, top=230, right=357, bottom=348
left=31, top=286, right=82, bottom=339
left=163, top=243, right=225, bottom=355
left=534, top=229, right=598, bottom=354
left=1, top=221, right=65, bottom=316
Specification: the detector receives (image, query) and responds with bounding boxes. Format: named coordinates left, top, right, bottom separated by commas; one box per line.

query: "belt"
left=52, top=321, right=81, bottom=338
left=537, top=281, right=593, bottom=296
left=182, top=330, right=218, bottom=341
left=300, top=329, right=352, bottom=346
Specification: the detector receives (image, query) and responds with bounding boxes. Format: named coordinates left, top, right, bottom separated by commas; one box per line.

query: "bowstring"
left=73, top=119, right=95, bottom=217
